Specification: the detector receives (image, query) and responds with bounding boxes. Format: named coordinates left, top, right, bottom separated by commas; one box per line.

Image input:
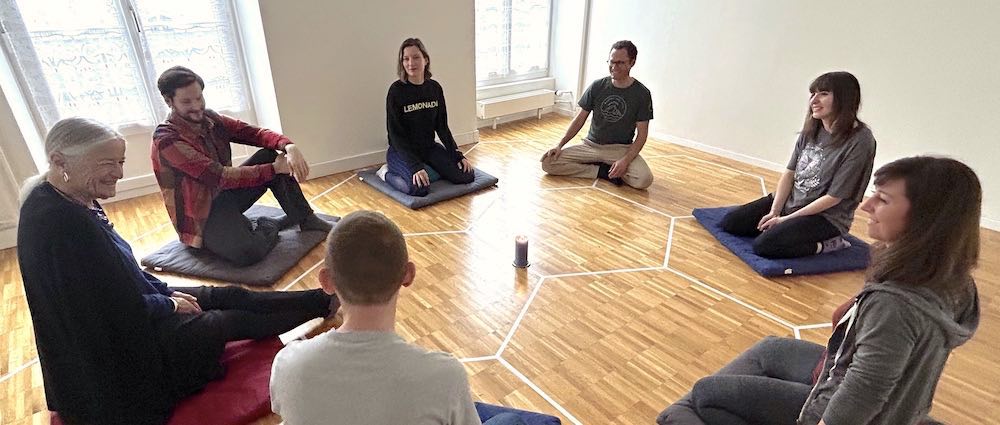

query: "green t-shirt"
left=579, top=76, right=653, bottom=145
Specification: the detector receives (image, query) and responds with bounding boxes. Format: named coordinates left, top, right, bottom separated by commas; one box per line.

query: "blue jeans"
left=483, top=412, right=528, bottom=425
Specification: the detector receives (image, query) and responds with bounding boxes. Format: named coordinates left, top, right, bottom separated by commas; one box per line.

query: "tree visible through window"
left=0, top=0, right=252, bottom=134
left=475, top=0, right=551, bottom=86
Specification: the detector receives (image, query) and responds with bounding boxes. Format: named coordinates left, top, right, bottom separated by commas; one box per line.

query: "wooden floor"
left=1, top=115, right=997, bottom=424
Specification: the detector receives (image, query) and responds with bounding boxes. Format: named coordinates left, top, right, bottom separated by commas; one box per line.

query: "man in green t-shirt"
left=541, top=40, right=654, bottom=189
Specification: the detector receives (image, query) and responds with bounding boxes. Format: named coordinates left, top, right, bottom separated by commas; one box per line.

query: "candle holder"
left=513, top=235, right=530, bottom=268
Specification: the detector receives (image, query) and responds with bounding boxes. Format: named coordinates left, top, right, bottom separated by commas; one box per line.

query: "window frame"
left=0, top=0, right=258, bottom=137
left=475, top=0, right=553, bottom=88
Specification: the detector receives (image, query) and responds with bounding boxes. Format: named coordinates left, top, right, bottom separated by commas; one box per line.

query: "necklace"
left=49, top=182, right=95, bottom=209
left=49, top=183, right=113, bottom=227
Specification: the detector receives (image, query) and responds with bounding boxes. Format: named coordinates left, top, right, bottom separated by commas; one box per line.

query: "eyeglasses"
left=607, top=60, right=629, bottom=67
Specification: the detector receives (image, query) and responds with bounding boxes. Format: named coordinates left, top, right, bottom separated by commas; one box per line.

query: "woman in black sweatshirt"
left=384, top=38, right=474, bottom=197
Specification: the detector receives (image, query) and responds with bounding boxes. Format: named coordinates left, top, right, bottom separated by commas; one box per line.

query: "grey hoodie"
left=797, top=280, right=980, bottom=425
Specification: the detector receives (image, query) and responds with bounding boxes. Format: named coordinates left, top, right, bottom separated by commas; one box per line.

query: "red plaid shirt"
left=151, top=110, right=291, bottom=247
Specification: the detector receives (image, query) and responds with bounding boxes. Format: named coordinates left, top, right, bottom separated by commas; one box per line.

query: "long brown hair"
left=397, top=38, right=431, bottom=82
left=866, top=156, right=981, bottom=303
left=802, top=71, right=864, bottom=147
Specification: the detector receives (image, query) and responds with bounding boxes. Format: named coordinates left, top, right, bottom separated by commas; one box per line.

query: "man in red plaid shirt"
left=151, top=66, right=331, bottom=266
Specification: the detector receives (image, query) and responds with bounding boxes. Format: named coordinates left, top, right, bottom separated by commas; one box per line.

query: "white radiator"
left=476, top=89, right=555, bottom=129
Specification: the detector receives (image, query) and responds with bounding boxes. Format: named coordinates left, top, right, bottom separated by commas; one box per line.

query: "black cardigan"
left=18, top=183, right=174, bottom=424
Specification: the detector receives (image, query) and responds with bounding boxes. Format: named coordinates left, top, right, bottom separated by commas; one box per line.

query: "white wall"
left=549, top=0, right=588, bottom=115
left=566, top=0, right=1000, bottom=228
left=257, top=0, right=478, bottom=175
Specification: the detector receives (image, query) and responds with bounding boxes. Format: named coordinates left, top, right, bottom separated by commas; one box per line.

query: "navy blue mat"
left=358, top=168, right=498, bottom=209
left=692, top=206, right=870, bottom=277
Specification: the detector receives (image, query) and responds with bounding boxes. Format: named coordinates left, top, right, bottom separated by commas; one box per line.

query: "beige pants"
left=541, top=139, right=653, bottom=189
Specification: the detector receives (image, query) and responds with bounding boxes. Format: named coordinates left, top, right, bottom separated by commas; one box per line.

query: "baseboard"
left=308, top=149, right=387, bottom=177
left=650, top=131, right=786, bottom=172
left=477, top=106, right=556, bottom=129
left=104, top=154, right=251, bottom=204
left=310, top=130, right=478, bottom=177
left=455, top=129, right=479, bottom=147
left=650, top=131, right=1000, bottom=231
left=107, top=183, right=163, bottom=204
left=552, top=105, right=576, bottom=117
left=102, top=173, right=160, bottom=204
left=102, top=134, right=483, bottom=209
left=0, top=226, right=15, bottom=250
left=104, top=148, right=390, bottom=206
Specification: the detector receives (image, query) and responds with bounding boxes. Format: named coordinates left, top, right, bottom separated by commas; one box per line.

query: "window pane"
left=9, top=0, right=152, bottom=128
left=475, top=0, right=508, bottom=83
left=509, top=0, right=549, bottom=75
left=475, top=0, right=550, bottom=86
left=134, top=0, right=248, bottom=115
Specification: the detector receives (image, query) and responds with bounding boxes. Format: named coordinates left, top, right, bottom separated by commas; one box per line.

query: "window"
left=0, top=0, right=252, bottom=135
left=475, top=0, right=551, bottom=86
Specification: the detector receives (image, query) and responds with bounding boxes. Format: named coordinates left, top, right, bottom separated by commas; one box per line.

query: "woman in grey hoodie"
left=659, top=156, right=981, bottom=425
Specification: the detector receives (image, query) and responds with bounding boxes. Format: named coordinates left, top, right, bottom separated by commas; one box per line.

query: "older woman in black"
left=18, top=117, right=338, bottom=424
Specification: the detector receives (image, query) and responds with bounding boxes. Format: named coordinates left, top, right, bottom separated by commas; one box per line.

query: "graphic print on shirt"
left=794, top=144, right=826, bottom=194
left=403, top=101, right=439, bottom=113
left=599, top=95, right=627, bottom=123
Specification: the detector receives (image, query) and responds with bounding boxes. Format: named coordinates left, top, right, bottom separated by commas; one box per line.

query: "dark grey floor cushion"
left=357, top=168, right=499, bottom=209
left=140, top=205, right=338, bottom=286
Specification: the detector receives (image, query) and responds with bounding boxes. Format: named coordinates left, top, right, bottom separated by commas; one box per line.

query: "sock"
left=273, top=214, right=296, bottom=230
left=252, top=216, right=282, bottom=232
left=817, top=236, right=852, bottom=254
left=299, top=213, right=333, bottom=233
left=596, top=163, right=624, bottom=186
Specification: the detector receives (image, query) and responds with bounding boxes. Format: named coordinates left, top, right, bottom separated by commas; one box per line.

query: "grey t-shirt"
left=270, top=331, right=481, bottom=425
left=579, top=76, right=653, bottom=145
left=783, top=125, right=877, bottom=233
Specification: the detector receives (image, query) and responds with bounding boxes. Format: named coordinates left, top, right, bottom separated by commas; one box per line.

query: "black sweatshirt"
left=385, top=78, right=464, bottom=174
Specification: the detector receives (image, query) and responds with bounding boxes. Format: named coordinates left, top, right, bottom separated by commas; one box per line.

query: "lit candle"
left=513, top=235, right=530, bottom=268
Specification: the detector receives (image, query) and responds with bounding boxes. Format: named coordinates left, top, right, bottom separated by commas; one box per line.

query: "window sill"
left=476, top=77, right=556, bottom=101
left=477, top=77, right=555, bottom=92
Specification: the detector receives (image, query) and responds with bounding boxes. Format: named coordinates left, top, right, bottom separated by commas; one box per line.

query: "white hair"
left=19, top=117, right=122, bottom=204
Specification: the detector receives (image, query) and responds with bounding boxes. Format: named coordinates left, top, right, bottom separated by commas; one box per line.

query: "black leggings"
left=721, top=194, right=840, bottom=259
left=154, top=286, right=331, bottom=396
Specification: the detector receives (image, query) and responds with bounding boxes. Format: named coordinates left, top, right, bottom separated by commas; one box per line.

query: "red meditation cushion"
left=51, top=337, right=283, bottom=425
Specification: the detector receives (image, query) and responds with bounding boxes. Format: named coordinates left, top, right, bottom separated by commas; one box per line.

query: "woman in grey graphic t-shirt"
left=719, top=71, right=877, bottom=259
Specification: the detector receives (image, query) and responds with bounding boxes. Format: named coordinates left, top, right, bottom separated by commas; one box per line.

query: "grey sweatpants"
left=657, top=336, right=825, bottom=425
